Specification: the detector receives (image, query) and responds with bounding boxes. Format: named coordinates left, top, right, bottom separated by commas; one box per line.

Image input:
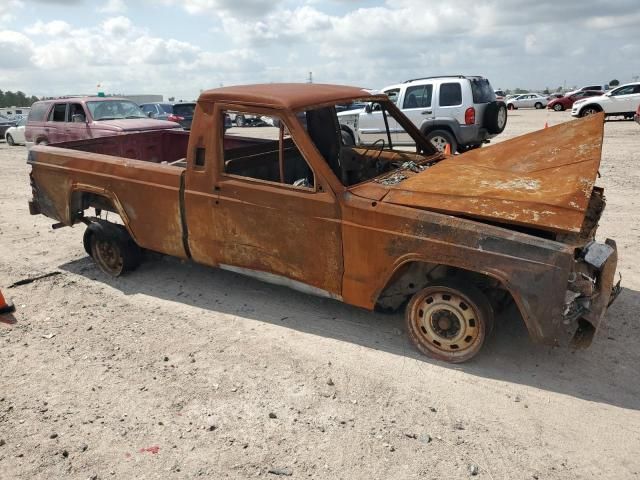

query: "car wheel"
left=553, top=103, right=564, bottom=112
left=534, top=102, right=543, bottom=109
left=6, top=134, right=15, bottom=146
left=341, top=129, right=355, bottom=146
left=235, top=115, right=245, bottom=127
left=84, top=220, right=141, bottom=277
left=405, top=280, right=494, bottom=363
left=580, top=106, right=601, bottom=117
left=425, top=129, right=457, bottom=154
left=507, top=103, right=516, bottom=110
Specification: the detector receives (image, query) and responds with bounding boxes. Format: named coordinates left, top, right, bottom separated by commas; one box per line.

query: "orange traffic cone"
left=0, top=288, right=15, bottom=314
left=444, top=143, right=451, bottom=155
left=544, top=121, right=549, bottom=129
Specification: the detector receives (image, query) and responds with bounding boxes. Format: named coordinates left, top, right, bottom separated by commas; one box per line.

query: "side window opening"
left=384, top=89, right=401, bottom=104
left=439, top=83, right=462, bottom=107
left=403, top=85, right=433, bottom=109
left=50, top=103, right=67, bottom=122
left=69, top=103, right=86, bottom=122
left=222, top=110, right=315, bottom=190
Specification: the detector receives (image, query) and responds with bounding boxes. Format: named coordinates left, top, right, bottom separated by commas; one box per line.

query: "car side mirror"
left=72, top=114, right=86, bottom=123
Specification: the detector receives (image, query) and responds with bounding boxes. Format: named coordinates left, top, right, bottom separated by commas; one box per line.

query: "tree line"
left=0, top=90, right=40, bottom=108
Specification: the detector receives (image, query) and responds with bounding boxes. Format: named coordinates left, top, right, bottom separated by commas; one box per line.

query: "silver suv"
left=338, top=75, right=507, bottom=153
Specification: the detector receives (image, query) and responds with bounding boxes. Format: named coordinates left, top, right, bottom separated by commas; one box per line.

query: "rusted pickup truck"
left=27, top=84, right=620, bottom=362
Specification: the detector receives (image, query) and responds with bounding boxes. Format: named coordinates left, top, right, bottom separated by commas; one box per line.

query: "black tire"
left=534, top=102, right=543, bottom=109
left=341, top=129, right=355, bottom=146
left=235, top=115, right=245, bottom=127
left=580, top=105, right=601, bottom=117
left=83, top=220, right=141, bottom=277
left=484, top=101, right=508, bottom=134
left=507, top=103, right=516, bottom=111
left=405, top=280, right=494, bottom=363
left=6, top=134, right=15, bottom=146
left=553, top=103, right=564, bottom=112
left=424, top=129, right=457, bottom=154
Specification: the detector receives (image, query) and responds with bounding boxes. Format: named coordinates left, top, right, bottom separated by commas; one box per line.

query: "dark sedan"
left=0, top=114, right=16, bottom=139
left=547, top=90, right=603, bottom=112
left=139, top=102, right=196, bottom=130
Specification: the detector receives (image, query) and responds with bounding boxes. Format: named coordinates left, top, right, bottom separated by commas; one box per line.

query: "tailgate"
left=382, top=113, right=605, bottom=234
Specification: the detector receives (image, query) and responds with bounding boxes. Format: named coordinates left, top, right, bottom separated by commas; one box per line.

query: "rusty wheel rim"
left=93, top=239, right=124, bottom=276
left=409, top=290, right=481, bottom=356
left=429, top=135, right=448, bottom=152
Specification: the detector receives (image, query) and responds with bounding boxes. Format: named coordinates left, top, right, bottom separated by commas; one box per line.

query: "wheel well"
left=422, top=125, right=456, bottom=142
left=376, top=262, right=515, bottom=315
left=581, top=103, right=602, bottom=112
left=70, top=191, right=119, bottom=223
left=340, top=124, right=355, bottom=138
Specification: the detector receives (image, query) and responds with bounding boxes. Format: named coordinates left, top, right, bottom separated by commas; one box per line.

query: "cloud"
left=0, top=30, right=35, bottom=68
left=99, top=0, right=127, bottom=14
left=25, top=19, right=72, bottom=36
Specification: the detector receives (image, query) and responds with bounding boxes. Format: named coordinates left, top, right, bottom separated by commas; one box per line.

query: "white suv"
left=571, top=82, right=640, bottom=119
left=337, top=76, right=507, bottom=153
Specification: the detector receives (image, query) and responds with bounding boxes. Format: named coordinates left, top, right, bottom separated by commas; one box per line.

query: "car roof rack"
left=403, top=75, right=483, bottom=84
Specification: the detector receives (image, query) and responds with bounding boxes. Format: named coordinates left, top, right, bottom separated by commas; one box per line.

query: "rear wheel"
left=6, top=134, right=15, bottom=146
left=405, top=281, right=494, bottom=363
left=84, top=221, right=141, bottom=277
left=425, top=129, right=456, bottom=154
left=534, top=102, right=543, bottom=109
left=341, top=129, right=355, bottom=146
left=235, top=114, right=245, bottom=127
left=553, top=103, right=564, bottom=111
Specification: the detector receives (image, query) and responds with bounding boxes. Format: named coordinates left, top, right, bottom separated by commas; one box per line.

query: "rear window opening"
left=173, top=104, right=196, bottom=117
left=470, top=78, right=496, bottom=104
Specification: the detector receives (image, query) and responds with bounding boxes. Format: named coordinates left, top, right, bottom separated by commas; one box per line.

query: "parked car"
left=635, top=103, right=640, bottom=126
left=506, top=93, right=548, bottom=110
left=494, top=90, right=506, bottom=100
left=546, top=93, right=564, bottom=100
left=4, top=116, right=27, bottom=146
left=338, top=75, right=508, bottom=153
left=0, top=114, right=16, bottom=139
left=547, top=90, right=604, bottom=111
left=139, top=102, right=196, bottom=130
left=565, top=84, right=609, bottom=96
left=25, top=97, right=181, bottom=147
left=27, top=83, right=619, bottom=363
left=571, top=82, right=640, bottom=119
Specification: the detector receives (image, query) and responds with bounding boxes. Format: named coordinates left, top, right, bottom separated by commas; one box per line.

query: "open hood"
left=352, top=114, right=605, bottom=234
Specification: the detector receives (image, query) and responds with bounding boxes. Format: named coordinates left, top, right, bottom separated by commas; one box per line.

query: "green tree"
left=609, top=79, right=619, bottom=87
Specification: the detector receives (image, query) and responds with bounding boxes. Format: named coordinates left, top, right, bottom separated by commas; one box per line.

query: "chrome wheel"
left=497, top=107, right=507, bottom=129
left=429, top=135, right=448, bottom=152
left=406, top=283, right=493, bottom=363
left=553, top=104, right=563, bottom=111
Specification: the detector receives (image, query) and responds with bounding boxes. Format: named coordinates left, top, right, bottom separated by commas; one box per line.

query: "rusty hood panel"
left=380, top=114, right=605, bottom=233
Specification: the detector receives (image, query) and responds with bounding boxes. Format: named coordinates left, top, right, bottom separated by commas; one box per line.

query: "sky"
left=1, top=0, right=639, bottom=100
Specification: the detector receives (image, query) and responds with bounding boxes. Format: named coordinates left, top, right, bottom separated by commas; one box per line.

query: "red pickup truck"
left=27, top=84, right=620, bottom=362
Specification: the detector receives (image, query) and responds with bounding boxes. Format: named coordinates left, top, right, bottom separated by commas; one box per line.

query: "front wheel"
left=6, top=134, right=15, bottom=146
left=507, top=103, right=516, bottom=110
left=84, top=221, right=141, bottom=277
left=580, top=106, right=601, bottom=117
left=425, top=130, right=456, bottom=154
left=553, top=103, right=564, bottom=111
left=405, top=281, right=494, bottom=363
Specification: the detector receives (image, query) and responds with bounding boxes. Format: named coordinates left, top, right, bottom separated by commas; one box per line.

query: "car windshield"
left=470, top=78, right=496, bottom=103
left=86, top=100, right=147, bottom=121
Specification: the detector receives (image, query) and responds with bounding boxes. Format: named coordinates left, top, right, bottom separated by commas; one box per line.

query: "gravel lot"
left=1, top=110, right=639, bottom=479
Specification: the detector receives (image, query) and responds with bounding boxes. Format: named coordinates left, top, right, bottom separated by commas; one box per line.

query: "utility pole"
left=307, top=72, right=313, bottom=84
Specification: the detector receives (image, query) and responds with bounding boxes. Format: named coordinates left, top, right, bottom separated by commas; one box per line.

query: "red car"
left=25, top=97, right=180, bottom=147
left=547, top=90, right=603, bottom=112
left=635, top=103, right=640, bottom=125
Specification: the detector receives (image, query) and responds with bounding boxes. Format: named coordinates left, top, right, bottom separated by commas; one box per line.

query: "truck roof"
left=199, top=83, right=377, bottom=110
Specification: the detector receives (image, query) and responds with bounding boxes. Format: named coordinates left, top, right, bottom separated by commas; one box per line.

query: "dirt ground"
left=1, top=110, right=639, bottom=480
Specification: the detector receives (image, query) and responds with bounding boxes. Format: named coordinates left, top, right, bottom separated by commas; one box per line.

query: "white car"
left=571, top=82, right=640, bottom=119
left=506, top=93, right=548, bottom=110
left=4, top=116, right=26, bottom=146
